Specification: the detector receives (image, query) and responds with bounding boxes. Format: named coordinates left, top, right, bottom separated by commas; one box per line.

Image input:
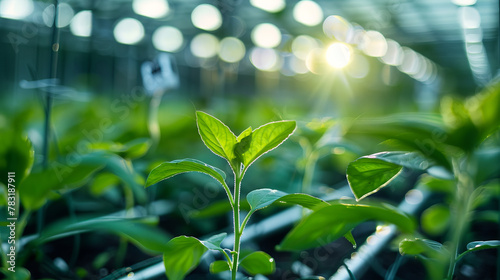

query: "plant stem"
left=231, top=171, right=244, bottom=280
left=446, top=161, right=474, bottom=279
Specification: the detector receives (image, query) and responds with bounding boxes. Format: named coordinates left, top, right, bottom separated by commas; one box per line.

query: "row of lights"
left=1, top=0, right=438, bottom=82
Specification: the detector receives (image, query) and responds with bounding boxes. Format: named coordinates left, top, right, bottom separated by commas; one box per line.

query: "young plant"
left=146, top=111, right=329, bottom=279
left=340, top=85, right=500, bottom=279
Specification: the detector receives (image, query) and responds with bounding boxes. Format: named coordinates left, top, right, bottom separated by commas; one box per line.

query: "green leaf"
left=457, top=240, right=500, bottom=262
left=343, top=231, right=356, bottom=249
left=145, top=159, right=226, bottom=188
left=196, top=111, right=238, bottom=169
left=273, top=193, right=330, bottom=210
left=278, top=202, right=415, bottom=251
left=421, top=204, right=450, bottom=236
left=19, top=160, right=105, bottom=210
left=347, top=157, right=402, bottom=201
left=209, top=260, right=231, bottom=274
left=34, top=216, right=170, bottom=253
left=247, top=189, right=329, bottom=213
left=80, top=152, right=148, bottom=204
left=240, top=251, right=275, bottom=276
left=467, top=240, right=500, bottom=250
left=163, top=236, right=208, bottom=280
left=236, top=120, right=296, bottom=168
left=200, top=232, right=227, bottom=254
left=163, top=233, right=228, bottom=280
left=87, top=138, right=152, bottom=159
left=399, top=238, right=447, bottom=259
left=247, top=188, right=287, bottom=212
left=360, top=152, right=434, bottom=170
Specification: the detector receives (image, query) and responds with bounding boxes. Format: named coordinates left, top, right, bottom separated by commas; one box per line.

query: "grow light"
left=113, top=18, right=144, bottom=45
left=250, top=0, right=285, bottom=13
left=323, top=15, right=353, bottom=42
left=250, top=47, right=279, bottom=71
left=42, top=3, right=74, bottom=28
left=218, top=37, right=246, bottom=63
left=190, top=33, right=219, bottom=58
left=359, top=30, right=388, bottom=58
left=293, top=0, right=323, bottom=26
left=152, top=26, right=183, bottom=52
left=191, top=4, right=222, bottom=31
left=291, top=35, right=319, bottom=60
left=70, top=10, right=92, bottom=37
left=132, top=0, right=169, bottom=19
left=251, top=23, right=281, bottom=49
left=380, top=39, right=403, bottom=66
left=0, top=0, right=33, bottom=20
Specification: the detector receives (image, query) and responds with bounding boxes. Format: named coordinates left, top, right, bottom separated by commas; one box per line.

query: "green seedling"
left=146, top=111, right=329, bottom=280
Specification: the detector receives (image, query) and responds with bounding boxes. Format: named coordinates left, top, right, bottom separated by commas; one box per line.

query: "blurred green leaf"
left=145, top=159, right=226, bottom=188
left=90, top=172, right=120, bottom=195
left=163, top=233, right=227, bottom=280
left=35, top=216, right=170, bottom=253
left=0, top=130, right=34, bottom=186
left=399, top=238, right=448, bottom=259
left=19, top=160, right=104, bottom=210
left=465, top=86, right=500, bottom=141
left=278, top=202, right=415, bottom=251
left=343, top=113, right=452, bottom=169
left=209, top=260, right=230, bottom=274
left=82, top=152, right=147, bottom=204
left=196, top=111, right=238, bottom=170
left=421, top=204, right=450, bottom=236
left=474, top=147, right=500, bottom=183
left=235, top=120, right=296, bottom=169
left=190, top=200, right=250, bottom=219
left=240, top=251, right=275, bottom=276
left=88, top=138, right=151, bottom=159
left=0, top=267, right=31, bottom=280
left=441, top=96, right=480, bottom=151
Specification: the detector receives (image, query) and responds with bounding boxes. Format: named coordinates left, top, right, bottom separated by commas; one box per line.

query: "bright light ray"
left=326, top=42, right=351, bottom=69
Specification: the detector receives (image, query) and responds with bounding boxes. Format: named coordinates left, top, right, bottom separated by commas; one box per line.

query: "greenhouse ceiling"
left=0, top=0, right=498, bottom=93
